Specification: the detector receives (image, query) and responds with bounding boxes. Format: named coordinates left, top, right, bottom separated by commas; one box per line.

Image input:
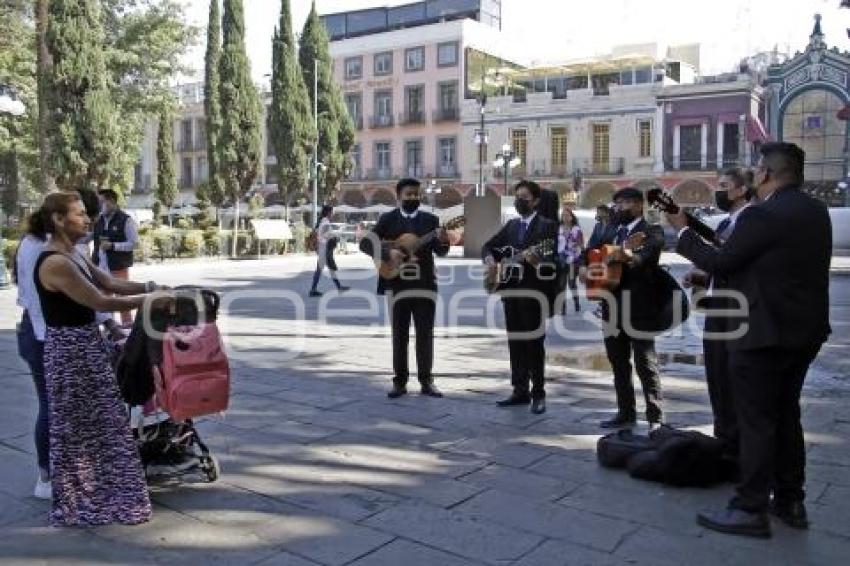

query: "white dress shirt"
left=97, top=211, right=139, bottom=270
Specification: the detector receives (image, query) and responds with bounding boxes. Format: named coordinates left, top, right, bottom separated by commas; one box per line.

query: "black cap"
left=613, top=187, right=643, bottom=202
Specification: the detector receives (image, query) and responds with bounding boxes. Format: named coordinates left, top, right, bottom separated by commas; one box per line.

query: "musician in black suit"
left=581, top=187, right=665, bottom=430
left=359, top=178, right=450, bottom=399
left=669, top=142, right=832, bottom=538
left=682, top=168, right=754, bottom=465
left=482, top=180, right=558, bottom=414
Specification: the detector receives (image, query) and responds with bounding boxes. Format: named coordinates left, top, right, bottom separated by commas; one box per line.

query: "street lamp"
left=425, top=179, right=442, bottom=209
left=493, top=143, right=521, bottom=196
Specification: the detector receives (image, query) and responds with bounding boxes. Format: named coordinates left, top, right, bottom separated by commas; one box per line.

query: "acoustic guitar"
left=378, top=216, right=465, bottom=280
left=585, top=232, right=646, bottom=301
left=484, top=238, right=556, bottom=295
left=646, top=188, right=720, bottom=246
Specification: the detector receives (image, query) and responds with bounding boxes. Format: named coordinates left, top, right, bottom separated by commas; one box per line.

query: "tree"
left=155, top=106, right=177, bottom=226
left=299, top=1, right=354, bottom=204
left=0, top=1, right=39, bottom=213
left=219, top=0, right=262, bottom=257
left=269, top=0, right=315, bottom=210
left=203, top=0, right=226, bottom=220
left=45, top=0, right=122, bottom=193
left=100, top=0, right=198, bottom=196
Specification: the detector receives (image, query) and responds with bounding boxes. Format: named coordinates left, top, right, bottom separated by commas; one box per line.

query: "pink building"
left=324, top=1, right=506, bottom=207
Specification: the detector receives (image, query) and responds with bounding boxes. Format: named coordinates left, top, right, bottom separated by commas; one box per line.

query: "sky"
left=179, top=0, right=849, bottom=83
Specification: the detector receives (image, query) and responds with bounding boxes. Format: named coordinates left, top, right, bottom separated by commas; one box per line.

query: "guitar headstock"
left=646, top=188, right=679, bottom=214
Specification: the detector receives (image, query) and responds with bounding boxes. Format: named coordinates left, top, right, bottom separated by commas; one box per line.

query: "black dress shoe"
left=337, top=285, right=350, bottom=292
left=496, top=394, right=531, bottom=407
left=420, top=384, right=443, bottom=398
left=769, top=500, right=809, bottom=529
left=696, top=508, right=771, bottom=538
left=599, top=415, right=637, bottom=429
left=387, top=385, right=407, bottom=399
left=308, top=290, right=322, bottom=297
left=530, top=398, right=546, bottom=414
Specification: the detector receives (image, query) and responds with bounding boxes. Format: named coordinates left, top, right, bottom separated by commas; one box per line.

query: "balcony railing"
left=399, top=110, right=426, bottom=125
left=573, top=157, right=625, bottom=176
left=369, top=114, right=394, bottom=129
left=667, top=158, right=720, bottom=172
left=402, top=165, right=423, bottom=177
left=365, top=167, right=395, bottom=180
left=432, top=107, right=459, bottom=122
left=436, top=164, right=459, bottom=178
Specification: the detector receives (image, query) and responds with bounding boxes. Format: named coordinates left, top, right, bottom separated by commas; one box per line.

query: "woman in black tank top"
left=29, top=192, right=171, bottom=526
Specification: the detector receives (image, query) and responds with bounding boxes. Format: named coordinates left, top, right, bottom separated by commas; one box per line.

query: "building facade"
left=655, top=74, right=767, bottom=206
left=459, top=43, right=710, bottom=207
left=765, top=14, right=850, bottom=205
left=324, top=1, right=510, bottom=208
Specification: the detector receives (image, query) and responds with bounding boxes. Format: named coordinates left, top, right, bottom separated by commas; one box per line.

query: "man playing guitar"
left=359, top=178, right=450, bottom=399
left=580, top=187, right=665, bottom=430
left=482, top=180, right=558, bottom=415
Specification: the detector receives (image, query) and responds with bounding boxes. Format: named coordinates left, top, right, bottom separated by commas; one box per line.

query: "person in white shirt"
left=308, top=205, right=349, bottom=297
left=91, top=189, right=139, bottom=323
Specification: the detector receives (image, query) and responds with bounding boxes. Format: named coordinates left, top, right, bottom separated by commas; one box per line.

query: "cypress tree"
left=155, top=107, right=178, bottom=226
left=203, top=0, right=226, bottom=217
left=269, top=0, right=315, bottom=209
left=299, top=1, right=354, bottom=203
left=219, top=0, right=262, bottom=257
left=45, top=0, right=122, bottom=193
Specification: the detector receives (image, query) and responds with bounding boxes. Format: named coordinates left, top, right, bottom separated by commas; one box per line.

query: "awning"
left=746, top=116, right=771, bottom=143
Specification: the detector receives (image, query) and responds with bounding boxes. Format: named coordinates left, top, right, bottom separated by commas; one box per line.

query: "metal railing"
left=573, top=157, right=625, bottom=175
left=365, top=167, right=395, bottom=180
left=399, top=110, right=426, bottom=125
left=436, top=164, right=459, bottom=178
left=369, top=114, right=394, bottom=129
left=432, top=107, right=459, bottom=122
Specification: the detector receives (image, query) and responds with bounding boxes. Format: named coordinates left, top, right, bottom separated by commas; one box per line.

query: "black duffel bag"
left=596, top=429, right=654, bottom=469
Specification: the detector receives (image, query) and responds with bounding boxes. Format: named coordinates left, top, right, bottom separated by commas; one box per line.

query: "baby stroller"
left=116, top=288, right=229, bottom=483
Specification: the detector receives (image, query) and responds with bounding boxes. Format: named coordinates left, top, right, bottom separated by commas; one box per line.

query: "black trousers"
left=703, top=313, right=739, bottom=456
left=310, top=246, right=341, bottom=291
left=388, top=291, right=436, bottom=387
left=503, top=296, right=546, bottom=399
left=603, top=330, right=662, bottom=422
left=728, top=346, right=819, bottom=512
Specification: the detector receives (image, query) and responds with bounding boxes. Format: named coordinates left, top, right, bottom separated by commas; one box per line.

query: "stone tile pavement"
left=0, top=253, right=848, bottom=565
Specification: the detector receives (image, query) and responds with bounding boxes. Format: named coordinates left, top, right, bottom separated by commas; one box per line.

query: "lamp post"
left=493, top=143, right=520, bottom=196
left=0, top=83, right=26, bottom=289
left=311, top=58, right=319, bottom=228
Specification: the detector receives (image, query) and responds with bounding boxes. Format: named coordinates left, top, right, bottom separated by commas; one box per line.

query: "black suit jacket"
left=482, top=214, right=559, bottom=309
left=677, top=186, right=832, bottom=352
left=359, top=209, right=449, bottom=295
left=595, top=218, right=668, bottom=329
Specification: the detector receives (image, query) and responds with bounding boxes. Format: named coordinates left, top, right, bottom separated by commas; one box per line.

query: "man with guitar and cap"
left=359, top=178, right=450, bottom=399
left=580, top=186, right=666, bottom=430
left=482, top=180, right=558, bottom=415
left=668, top=142, right=831, bottom=538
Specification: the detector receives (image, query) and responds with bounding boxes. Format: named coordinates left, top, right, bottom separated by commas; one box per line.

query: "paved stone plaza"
left=0, top=252, right=848, bottom=565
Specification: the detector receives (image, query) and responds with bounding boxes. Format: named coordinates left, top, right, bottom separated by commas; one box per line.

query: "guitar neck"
left=683, top=212, right=720, bottom=246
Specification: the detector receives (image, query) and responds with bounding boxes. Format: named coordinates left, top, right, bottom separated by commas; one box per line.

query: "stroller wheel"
left=200, top=455, right=220, bottom=482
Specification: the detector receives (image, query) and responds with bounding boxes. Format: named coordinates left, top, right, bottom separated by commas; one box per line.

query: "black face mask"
left=514, top=198, right=533, bottom=217
left=401, top=199, right=420, bottom=214
left=715, top=190, right=733, bottom=212
left=613, top=210, right=635, bottom=225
